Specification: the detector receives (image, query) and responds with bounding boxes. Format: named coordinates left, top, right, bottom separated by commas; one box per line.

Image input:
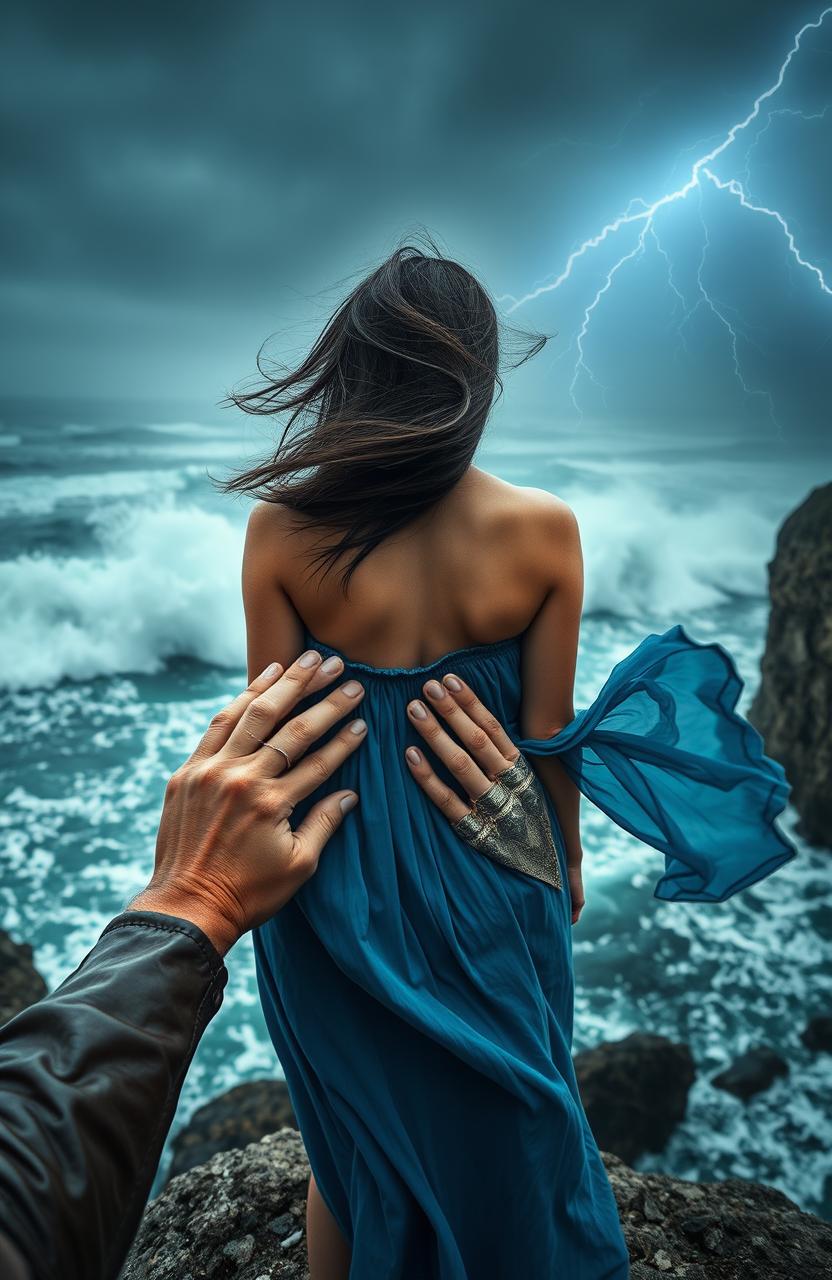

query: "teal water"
left=0, top=397, right=830, bottom=1214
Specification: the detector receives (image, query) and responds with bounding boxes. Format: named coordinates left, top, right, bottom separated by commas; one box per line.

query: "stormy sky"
left=2, top=0, right=831, bottom=443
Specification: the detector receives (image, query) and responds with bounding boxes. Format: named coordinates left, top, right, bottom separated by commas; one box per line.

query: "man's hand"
left=127, top=650, right=366, bottom=954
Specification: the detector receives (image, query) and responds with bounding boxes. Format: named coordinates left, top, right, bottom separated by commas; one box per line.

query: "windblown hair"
left=217, top=233, right=550, bottom=593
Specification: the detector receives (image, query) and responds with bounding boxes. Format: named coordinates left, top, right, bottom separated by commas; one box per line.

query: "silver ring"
left=243, top=728, right=292, bottom=769
left=262, top=742, right=292, bottom=770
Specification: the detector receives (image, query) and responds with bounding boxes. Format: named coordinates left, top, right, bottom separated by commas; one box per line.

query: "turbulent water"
left=0, top=396, right=830, bottom=1214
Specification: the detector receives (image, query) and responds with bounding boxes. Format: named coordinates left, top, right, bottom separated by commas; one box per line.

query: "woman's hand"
left=567, top=853, right=585, bottom=925
left=403, top=671, right=576, bottom=910
left=127, top=650, right=367, bottom=953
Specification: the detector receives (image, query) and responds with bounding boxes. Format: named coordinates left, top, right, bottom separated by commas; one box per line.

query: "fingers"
left=254, top=678, right=366, bottom=775
left=419, top=677, right=514, bottom=778
left=405, top=697, right=493, bottom=801
left=403, top=745, right=470, bottom=824
left=221, top=649, right=342, bottom=759
left=189, top=662, right=285, bottom=762
left=290, top=789, right=360, bottom=874
left=277, top=715, right=368, bottom=805
left=434, top=672, right=519, bottom=764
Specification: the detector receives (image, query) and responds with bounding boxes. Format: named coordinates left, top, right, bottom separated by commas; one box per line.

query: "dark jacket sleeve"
left=0, top=910, right=228, bottom=1280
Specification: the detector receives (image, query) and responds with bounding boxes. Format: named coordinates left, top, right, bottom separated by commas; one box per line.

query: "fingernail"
left=424, top=679, right=445, bottom=700
left=406, top=747, right=421, bottom=765
left=342, top=679, right=362, bottom=697
left=260, top=662, right=280, bottom=678
left=409, top=700, right=427, bottom=720
left=349, top=718, right=367, bottom=735
left=320, top=655, right=343, bottom=674
left=443, top=674, right=462, bottom=692
left=340, top=792, right=359, bottom=813
left=299, top=649, right=321, bottom=668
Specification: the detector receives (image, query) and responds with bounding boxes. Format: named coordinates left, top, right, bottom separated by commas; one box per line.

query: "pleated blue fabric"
left=254, top=622, right=795, bottom=1279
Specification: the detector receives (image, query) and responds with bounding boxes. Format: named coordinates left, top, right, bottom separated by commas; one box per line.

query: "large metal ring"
left=452, top=751, right=561, bottom=890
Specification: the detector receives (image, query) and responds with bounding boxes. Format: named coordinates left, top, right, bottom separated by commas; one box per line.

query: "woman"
left=222, top=241, right=795, bottom=1279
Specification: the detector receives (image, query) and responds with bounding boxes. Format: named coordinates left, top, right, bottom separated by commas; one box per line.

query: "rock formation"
left=802, top=1015, right=832, bottom=1053
left=0, top=928, right=47, bottom=1026
left=168, top=1079, right=298, bottom=1181
left=573, top=1032, right=695, bottom=1164
left=711, top=1047, right=789, bottom=1102
left=123, top=1128, right=832, bottom=1279
left=749, top=482, right=832, bottom=846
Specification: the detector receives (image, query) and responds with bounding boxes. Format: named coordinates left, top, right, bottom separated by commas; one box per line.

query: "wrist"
left=126, top=884, right=240, bottom=956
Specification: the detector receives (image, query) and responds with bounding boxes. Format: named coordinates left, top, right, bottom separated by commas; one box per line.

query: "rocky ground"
left=123, top=1127, right=832, bottom=1279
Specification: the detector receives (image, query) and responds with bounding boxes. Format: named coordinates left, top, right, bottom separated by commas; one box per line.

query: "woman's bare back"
left=251, top=465, right=568, bottom=670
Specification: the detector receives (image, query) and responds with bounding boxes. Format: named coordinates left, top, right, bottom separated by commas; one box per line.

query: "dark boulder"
left=711, top=1047, right=789, bottom=1102
left=573, top=1032, right=695, bottom=1164
left=748, top=482, right=832, bottom=846
left=167, top=1078, right=297, bottom=1181
left=0, top=928, right=47, bottom=1026
left=801, top=1016, right=832, bottom=1053
left=123, top=1129, right=832, bottom=1279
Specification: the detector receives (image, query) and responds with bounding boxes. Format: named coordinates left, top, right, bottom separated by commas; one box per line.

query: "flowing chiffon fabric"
left=254, top=623, right=795, bottom=1279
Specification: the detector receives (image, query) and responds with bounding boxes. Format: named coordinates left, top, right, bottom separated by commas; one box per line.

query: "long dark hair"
left=216, top=233, right=550, bottom=593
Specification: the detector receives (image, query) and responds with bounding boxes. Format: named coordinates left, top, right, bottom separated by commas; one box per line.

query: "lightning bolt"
left=500, top=8, right=832, bottom=430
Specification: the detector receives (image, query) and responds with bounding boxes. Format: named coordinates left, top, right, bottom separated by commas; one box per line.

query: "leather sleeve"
left=0, top=910, right=228, bottom=1280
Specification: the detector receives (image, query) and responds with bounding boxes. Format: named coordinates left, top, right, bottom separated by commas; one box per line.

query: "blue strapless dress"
left=254, top=623, right=795, bottom=1279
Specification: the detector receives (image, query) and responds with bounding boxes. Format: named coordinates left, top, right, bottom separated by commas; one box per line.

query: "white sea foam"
left=0, top=468, right=188, bottom=517
left=574, top=484, right=773, bottom=617
left=0, top=501, right=245, bottom=689
left=0, top=478, right=778, bottom=689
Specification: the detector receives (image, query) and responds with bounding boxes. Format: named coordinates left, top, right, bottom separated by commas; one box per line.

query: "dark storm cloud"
left=1, top=0, right=829, bottom=438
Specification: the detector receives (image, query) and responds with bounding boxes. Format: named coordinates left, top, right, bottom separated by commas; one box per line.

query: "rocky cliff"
left=749, top=482, right=832, bottom=846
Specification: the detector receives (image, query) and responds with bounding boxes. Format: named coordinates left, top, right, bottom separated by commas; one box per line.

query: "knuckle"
left=209, top=710, right=233, bottom=733
left=283, top=715, right=312, bottom=746
left=307, top=753, right=332, bottom=786
left=196, top=761, right=222, bottom=789
left=272, top=796, right=294, bottom=822
left=448, top=750, right=473, bottom=776
left=482, top=714, right=502, bottom=738
left=435, top=784, right=456, bottom=810
left=224, top=768, right=251, bottom=797
left=165, top=768, right=184, bottom=797
left=245, top=699, right=273, bottom=729
left=316, top=809, right=338, bottom=838
left=468, top=727, right=490, bottom=753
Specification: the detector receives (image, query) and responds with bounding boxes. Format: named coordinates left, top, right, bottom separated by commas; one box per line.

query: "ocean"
left=1, top=395, right=830, bottom=1215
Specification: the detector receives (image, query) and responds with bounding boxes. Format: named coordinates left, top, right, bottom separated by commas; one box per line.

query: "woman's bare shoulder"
left=472, top=470, right=578, bottom=540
